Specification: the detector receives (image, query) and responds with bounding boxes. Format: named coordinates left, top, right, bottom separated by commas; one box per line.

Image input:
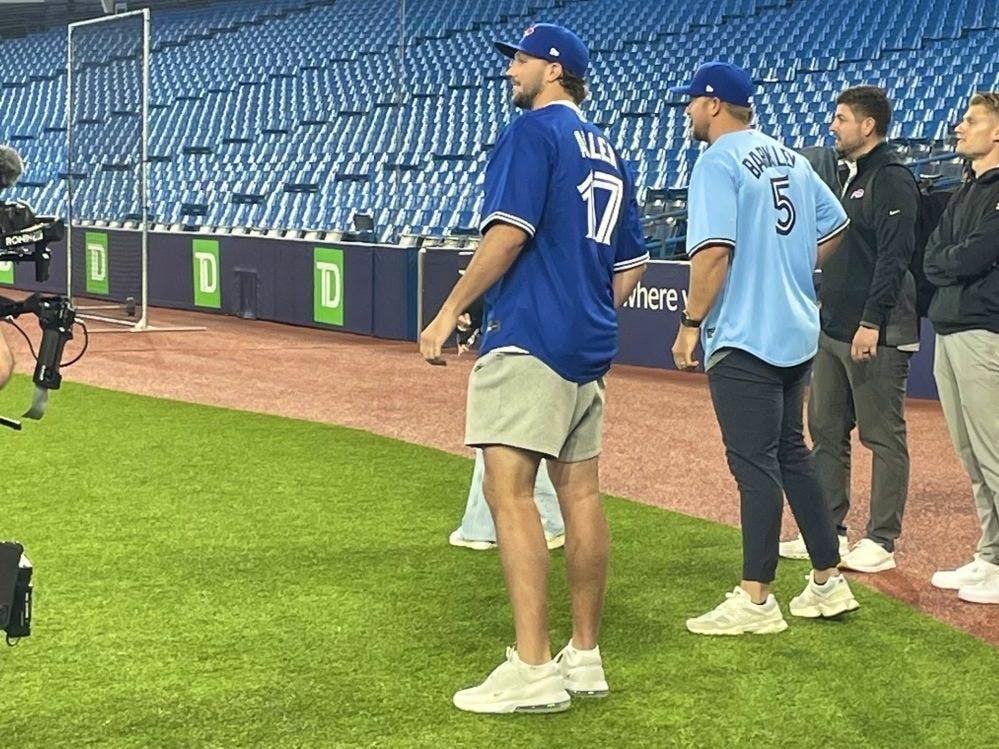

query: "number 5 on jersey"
left=770, top=176, right=797, bottom=235
left=578, top=170, right=623, bottom=245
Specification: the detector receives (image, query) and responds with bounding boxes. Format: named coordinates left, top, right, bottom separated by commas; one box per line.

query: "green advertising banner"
left=85, top=231, right=110, bottom=295
left=0, top=261, right=13, bottom=286
left=313, top=247, right=344, bottom=326
left=192, top=239, right=221, bottom=309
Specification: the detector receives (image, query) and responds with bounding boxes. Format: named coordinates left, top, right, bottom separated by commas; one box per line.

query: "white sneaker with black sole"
left=789, top=572, right=860, bottom=618
left=686, top=587, right=788, bottom=636
left=840, top=538, right=896, bottom=573
left=452, top=647, right=571, bottom=714
left=555, top=641, right=608, bottom=697
left=778, top=534, right=850, bottom=561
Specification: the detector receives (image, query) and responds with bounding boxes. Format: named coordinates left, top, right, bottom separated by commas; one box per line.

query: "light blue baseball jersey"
left=685, top=129, right=849, bottom=367
left=478, top=101, right=649, bottom=384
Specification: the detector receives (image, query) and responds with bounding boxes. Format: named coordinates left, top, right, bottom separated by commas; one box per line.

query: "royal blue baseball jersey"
left=477, top=101, right=649, bottom=384
left=685, top=129, right=849, bottom=367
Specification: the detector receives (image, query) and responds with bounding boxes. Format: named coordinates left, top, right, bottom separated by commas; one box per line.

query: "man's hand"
left=671, top=325, right=701, bottom=371
left=851, top=325, right=879, bottom=363
left=420, top=310, right=460, bottom=365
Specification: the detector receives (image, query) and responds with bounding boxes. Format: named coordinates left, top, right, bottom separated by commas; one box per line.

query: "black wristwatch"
left=680, top=310, right=702, bottom=328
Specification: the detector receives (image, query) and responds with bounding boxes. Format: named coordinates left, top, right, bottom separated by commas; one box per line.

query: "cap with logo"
left=668, top=61, right=755, bottom=108
left=494, top=23, right=589, bottom=78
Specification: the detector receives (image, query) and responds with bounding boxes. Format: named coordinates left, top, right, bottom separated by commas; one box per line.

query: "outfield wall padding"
left=1, top=234, right=937, bottom=398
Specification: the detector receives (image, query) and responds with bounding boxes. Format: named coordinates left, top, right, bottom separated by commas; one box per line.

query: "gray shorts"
left=465, top=350, right=606, bottom=463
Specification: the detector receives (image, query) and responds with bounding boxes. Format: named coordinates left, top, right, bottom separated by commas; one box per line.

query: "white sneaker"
left=779, top=534, right=850, bottom=560
left=448, top=529, right=495, bottom=551
left=545, top=532, right=566, bottom=550
left=452, top=647, right=571, bottom=714
left=686, top=587, right=788, bottom=636
left=555, top=641, right=608, bottom=697
left=448, top=529, right=565, bottom=551
left=958, top=562, right=999, bottom=604
left=931, top=555, right=997, bottom=590
left=839, top=538, right=896, bottom=573
left=789, top=572, right=860, bottom=618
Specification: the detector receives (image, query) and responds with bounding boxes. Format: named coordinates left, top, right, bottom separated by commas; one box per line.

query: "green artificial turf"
left=1, top=376, right=996, bottom=748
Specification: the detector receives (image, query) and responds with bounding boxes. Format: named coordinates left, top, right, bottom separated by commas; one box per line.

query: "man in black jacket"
left=925, top=92, right=999, bottom=604
left=780, top=87, right=919, bottom=572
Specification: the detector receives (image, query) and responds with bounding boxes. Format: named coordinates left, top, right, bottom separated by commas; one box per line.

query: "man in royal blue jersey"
left=419, top=23, right=647, bottom=713
left=669, top=62, right=860, bottom=635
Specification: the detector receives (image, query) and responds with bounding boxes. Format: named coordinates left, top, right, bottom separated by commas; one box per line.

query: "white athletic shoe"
left=839, top=538, right=896, bottom=573
left=931, top=556, right=998, bottom=590
left=778, top=534, right=850, bottom=561
left=452, top=647, right=571, bottom=714
left=555, top=641, right=608, bottom=697
left=686, top=587, right=788, bottom=635
left=789, top=572, right=860, bottom=618
left=545, top=532, right=566, bottom=550
left=448, top=529, right=565, bottom=551
left=448, top=529, right=496, bottom=551
left=958, top=563, right=999, bottom=605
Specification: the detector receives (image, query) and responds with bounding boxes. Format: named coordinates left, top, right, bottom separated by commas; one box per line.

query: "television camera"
left=0, top=146, right=87, bottom=645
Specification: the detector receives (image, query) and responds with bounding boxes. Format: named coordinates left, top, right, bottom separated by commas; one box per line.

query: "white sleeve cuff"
left=479, top=211, right=536, bottom=237
left=614, top=252, right=650, bottom=271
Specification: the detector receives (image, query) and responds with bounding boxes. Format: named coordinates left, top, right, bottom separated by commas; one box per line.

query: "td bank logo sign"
left=85, top=231, right=109, bottom=295
left=192, top=239, right=221, bottom=309
left=0, top=261, right=13, bottom=285
left=313, top=247, right=344, bottom=326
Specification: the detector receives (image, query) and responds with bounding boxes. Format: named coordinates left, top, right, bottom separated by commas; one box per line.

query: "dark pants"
left=808, top=332, right=910, bottom=551
left=708, top=349, right=841, bottom=583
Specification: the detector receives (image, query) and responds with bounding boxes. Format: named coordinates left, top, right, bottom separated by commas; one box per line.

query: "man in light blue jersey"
left=669, top=62, right=860, bottom=635
left=420, top=23, right=647, bottom=713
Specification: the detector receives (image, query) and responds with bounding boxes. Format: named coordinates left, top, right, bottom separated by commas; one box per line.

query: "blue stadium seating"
left=0, top=0, right=995, bottom=240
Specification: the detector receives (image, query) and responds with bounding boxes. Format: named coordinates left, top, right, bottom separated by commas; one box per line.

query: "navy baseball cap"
left=669, top=61, right=755, bottom=107
left=494, top=23, right=589, bottom=78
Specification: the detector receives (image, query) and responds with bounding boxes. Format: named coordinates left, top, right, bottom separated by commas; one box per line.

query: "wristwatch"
left=680, top=310, right=702, bottom=328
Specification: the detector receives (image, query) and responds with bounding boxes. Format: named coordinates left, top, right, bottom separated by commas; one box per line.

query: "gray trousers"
left=808, top=332, right=911, bottom=551
left=934, top=330, right=999, bottom=565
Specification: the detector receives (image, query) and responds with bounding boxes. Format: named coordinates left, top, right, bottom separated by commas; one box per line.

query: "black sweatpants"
left=707, top=348, right=841, bottom=583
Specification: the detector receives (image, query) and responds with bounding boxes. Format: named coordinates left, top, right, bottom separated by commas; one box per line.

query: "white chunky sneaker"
left=840, top=538, right=896, bottom=573
left=686, top=587, right=788, bottom=636
left=789, top=572, right=860, bottom=618
left=779, top=534, right=850, bottom=561
left=555, top=641, right=608, bottom=697
left=958, top=563, right=999, bottom=605
left=452, top=647, right=571, bottom=714
left=931, top=556, right=997, bottom=590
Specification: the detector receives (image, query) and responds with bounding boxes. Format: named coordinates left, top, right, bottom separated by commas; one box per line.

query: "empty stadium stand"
left=0, top=0, right=995, bottom=247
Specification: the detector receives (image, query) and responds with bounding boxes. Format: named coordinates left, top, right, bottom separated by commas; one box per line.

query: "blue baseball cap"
left=668, top=61, right=755, bottom=107
left=494, top=23, right=589, bottom=78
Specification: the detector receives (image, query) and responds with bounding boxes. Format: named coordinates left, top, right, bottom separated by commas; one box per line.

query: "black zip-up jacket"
left=819, top=142, right=920, bottom=346
left=924, top=166, right=999, bottom=335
